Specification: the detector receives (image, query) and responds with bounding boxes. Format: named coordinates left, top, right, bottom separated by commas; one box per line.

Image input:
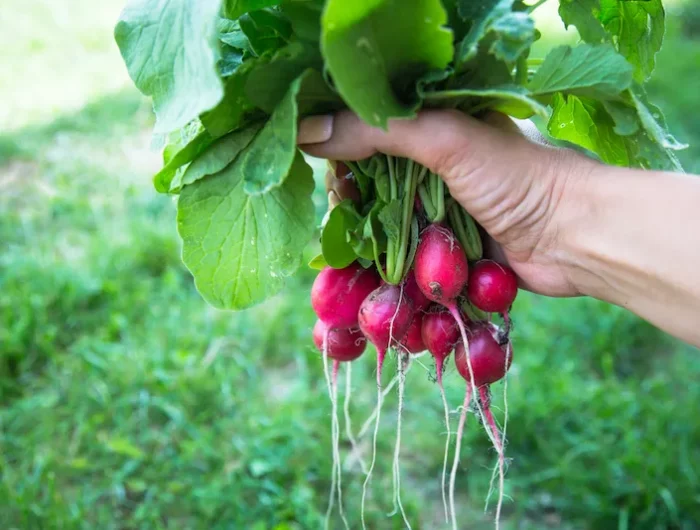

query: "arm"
left=562, top=164, right=700, bottom=346
left=298, top=110, right=700, bottom=347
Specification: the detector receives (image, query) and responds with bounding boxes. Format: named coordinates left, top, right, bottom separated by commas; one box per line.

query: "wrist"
left=548, top=151, right=617, bottom=300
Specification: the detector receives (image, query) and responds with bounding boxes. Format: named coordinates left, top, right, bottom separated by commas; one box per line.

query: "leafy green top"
left=115, top=0, right=684, bottom=310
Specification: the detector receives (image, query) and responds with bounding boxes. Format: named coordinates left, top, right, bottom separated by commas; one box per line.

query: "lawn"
left=1, top=1, right=699, bottom=529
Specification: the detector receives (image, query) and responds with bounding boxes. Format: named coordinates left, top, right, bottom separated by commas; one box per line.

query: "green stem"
left=431, top=173, right=445, bottom=223
left=391, top=160, right=418, bottom=283
left=447, top=202, right=483, bottom=261
left=418, top=184, right=438, bottom=220
left=516, top=55, right=528, bottom=85
left=385, top=155, right=398, bottom=280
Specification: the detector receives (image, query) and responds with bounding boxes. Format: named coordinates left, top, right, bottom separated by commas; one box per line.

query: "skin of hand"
left=298, top=110, right=700, bottom=347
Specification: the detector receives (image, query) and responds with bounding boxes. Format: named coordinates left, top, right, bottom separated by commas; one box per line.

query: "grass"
left=1, top=1, right=700, bottom=529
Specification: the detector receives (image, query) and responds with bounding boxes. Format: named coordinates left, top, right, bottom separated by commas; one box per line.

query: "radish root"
left=438, top=374, right=452, bottom=526
left=361, top=284, right=406, bottom=529
left=480, top=386, right=504, bottom=530
left=389, top=352, right=412, bottom=528
left=343, top=363, right=367, bottom=474
left=321, top=331, right=336, bottom=530
left=449, top=386, right=473, bottom=530
left=332, top=360, right=350, bottom=530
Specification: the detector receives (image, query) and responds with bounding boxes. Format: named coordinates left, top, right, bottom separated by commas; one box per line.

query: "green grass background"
left=1, top=1, right=699, bottom=529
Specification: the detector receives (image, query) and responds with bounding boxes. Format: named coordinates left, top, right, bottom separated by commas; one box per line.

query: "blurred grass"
left=1, top=1, right=700, bottom=529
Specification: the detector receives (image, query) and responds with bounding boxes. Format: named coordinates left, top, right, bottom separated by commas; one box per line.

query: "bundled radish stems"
left=311, top=154, right=517, bottom=528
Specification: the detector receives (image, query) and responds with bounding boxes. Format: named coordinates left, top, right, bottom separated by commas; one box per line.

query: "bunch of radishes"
left=312, top=206, right=519, bottom=528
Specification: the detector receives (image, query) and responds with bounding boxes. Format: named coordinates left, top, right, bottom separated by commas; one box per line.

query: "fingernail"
left=298, top=115, right=334, bottom=145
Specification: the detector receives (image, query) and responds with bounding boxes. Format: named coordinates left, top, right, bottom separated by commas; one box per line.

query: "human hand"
left=298, top=110, right=599, bottom=298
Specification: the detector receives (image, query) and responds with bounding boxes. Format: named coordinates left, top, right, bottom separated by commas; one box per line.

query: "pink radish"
left=397, top=313, right=425, bottom=354
left=452, top=322, right=513, bottom=530
left=357, top=283, right=414, bottom=382
left=421, top=307, right=460, bottom=385
left=313, top=320, right=366, bottom=365
left=312, top=263, right=379, bottom=329
left=467, top=260, right=518, bottom=315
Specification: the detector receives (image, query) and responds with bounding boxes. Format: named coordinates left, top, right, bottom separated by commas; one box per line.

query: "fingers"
left=298, top=109, right=544, bottom=185
left=299, top=109, right=491, bottom=174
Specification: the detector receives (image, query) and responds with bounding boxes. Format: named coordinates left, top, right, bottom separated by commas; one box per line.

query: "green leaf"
left=547, top=93, right=629, bottom=166
left=528, top=44, right=633, bottom=100
left=177, top=152, right=315, bottom=311
left=557, top=0, right=666, bottom=83
left=244, top=41, right=323, bottom=112
left=308, top=253, right=328, bottom=270
left=629, top=86, right=687, bottom=151
left=423, top=85, right=547, bottom=119
left=349, top=201, right=387, bottom=261
left=321, top=0, right=454, bottom=128
left=154, top=131, right=214, bottom=193
left=224, top=0, right=281, bottom=19
left=558, top=0, right=608, bottom=42
left=601, top=100, right=640, bottom=136
left=218, top=45, right=244, bottom=77
left=201, top=59, right=264, bottom=139
left=598, top=0, right=664, bottom=83
left=172, top=124, right=262, bottom=192
left=487, top=12, right=536, bottom=64
left=281, top=0, right=324, bottom=43
left=217, top=18, right=254, bottom=54
left=238, top=74, right=306, bottom=194
left=321, top=201, right=362, bottom=268
left=115, top=0, right=223, bottom=134
left=378, top=199, right=402, bottom=244
left=240, top=9, right=292, bottom=56
left=455, top=0, right=534, bottom=71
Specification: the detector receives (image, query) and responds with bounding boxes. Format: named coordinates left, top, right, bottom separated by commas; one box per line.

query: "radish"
left=357, top=283, right=414, bottom=381
left=312, top=263, right=379, bottom=329
left=420, top=306, right=459, bottom=523
left=397, top=313, right=426, bottom=354
left=357, top=282, right=413, bottom=529
left=421, top=308, right=460, bottom=385
left=313, top=320, right=367, bottom=365
left=451, top=322, right=513, bottom=530
left=467, top=260, right=518, bottom=319
left=414, top=224, right=469, bottom=306
left=404, top=269, right=431, bottom=313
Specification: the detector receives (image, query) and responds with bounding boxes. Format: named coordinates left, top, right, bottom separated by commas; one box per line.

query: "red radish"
left=454, top=322, right=512, bottom=387
left=311, top=263, right=379, bottom=329
left=397, top=313, right=425, bottom=354
left=358, top=283, right=414, bottom=381
left=451, top=321, right=513, bottom=530
left=414, top=224, right=469, bottom=305
left=313, top=320, right=366, bottom=363
left=467, top=260, right=518, bottom=314
left=421, top=308, right=460, bottom=385
left=403, top=269, right=431, bottom=312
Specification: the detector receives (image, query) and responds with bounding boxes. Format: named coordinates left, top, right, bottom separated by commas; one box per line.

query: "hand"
left=298, top=110, right=599, bottom=298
